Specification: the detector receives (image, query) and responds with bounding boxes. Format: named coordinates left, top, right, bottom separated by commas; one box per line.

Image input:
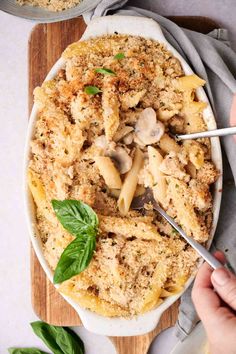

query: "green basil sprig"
left=53, top=233, right=96, bottom=284
left=8, top=349, right=48, bottom=354
left=51, top=200, right=98, bottom=284
left=51, top=200, right=98, bottom=236
left=84, top=85, right=102, bottom=95
left=95, top=67, right=116, bottom=76
left=31, top=322, right=84, bottom=354
left=8, top=322, right=84, bottom=354
left=114, top=53, right=125, bottom=60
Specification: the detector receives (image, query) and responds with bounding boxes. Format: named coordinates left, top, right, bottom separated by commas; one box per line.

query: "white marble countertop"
left=0, top=1, right=235, bottom=353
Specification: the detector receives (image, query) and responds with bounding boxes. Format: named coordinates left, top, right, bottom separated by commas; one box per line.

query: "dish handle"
left=81, top=16, right=167, bottom=44
left=109, top=316, right=167, bottom=354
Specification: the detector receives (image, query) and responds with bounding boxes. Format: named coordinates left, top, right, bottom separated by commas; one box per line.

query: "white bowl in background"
left=0, top=0, right=100, bottom=23
left=24, top=16, right=222, bottom=336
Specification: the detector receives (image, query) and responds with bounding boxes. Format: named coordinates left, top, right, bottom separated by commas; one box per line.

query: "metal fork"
left=175, top=126, right=236, bottom=140
left=131, top=188, right=222, bottom=270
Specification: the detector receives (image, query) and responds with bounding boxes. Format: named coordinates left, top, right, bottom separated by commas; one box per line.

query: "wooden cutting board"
left=29, top=16, right=219, bottom=354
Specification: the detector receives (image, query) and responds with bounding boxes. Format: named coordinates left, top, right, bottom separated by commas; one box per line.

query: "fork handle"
left=154, top=205, right=222, bottom=269
left=176, top=126, right=236, bottom=140
left=178, top=233, right=222, bottom=269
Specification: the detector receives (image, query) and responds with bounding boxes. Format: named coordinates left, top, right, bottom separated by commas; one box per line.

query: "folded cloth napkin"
left=84, top=0, right=236, bottom=341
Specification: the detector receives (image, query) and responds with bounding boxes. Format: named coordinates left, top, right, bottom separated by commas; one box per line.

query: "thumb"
left=211, top=267, right=236, bottom=311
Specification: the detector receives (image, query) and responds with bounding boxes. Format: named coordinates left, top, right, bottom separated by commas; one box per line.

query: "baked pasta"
left=16, top=0, right=82, bottom=12
left=28, top=35, right=219, bottom=317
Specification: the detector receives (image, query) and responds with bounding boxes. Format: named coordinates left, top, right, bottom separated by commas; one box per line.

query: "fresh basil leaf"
left=84, top=85, right=102, bottom=95
left=8, top=349, right=48, bottom=354
left=95, top=67, right=116, bottom=76
left=53, top=233, right=96, bottom=284
left=51, top=200, right=98, bottom=237
left=63, top=328, right=84, bottom=351
left=55, top=327, right=84, bottom=354
left=114, top=53, right=125, bottom=60
left=30, top=322, right=84, bottom=354
left=30, top=322, right=63, bottom=354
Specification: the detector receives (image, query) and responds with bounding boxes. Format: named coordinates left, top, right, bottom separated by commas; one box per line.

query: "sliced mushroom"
left=95, top=135, right=132, bottom=174
left=133, top=133, right=146, bottom=148
left=113, top=126, right=134, bottom=142
left=94, top=135, right=108, bottom=150
left=123, top=132, right=133, bottom=145
left=109, top=146, right=132, bottom=174
left=135, top=108, right=165, bottom=145
left=94, top=135, right=116, bottom=153
left=169, top=114, right=185, bottom=134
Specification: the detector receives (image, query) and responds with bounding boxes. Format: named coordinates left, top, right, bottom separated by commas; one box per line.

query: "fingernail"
left=212, top=268, right=230, bottom=286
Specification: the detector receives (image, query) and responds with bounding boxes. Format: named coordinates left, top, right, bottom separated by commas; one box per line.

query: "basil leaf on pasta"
left=51, top=200, right=98, bottom=237
left=114, top=53, right=125, bottom=60
left=84, top=85, right=102, bottom=95
left=95, top=67, right=116, bottom=75
left=53, top=232, right=96, bottom=284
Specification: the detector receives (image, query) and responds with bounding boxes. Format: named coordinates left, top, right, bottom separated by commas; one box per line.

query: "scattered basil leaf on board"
left=95, top=67, right=116, bottom=76
left=51, top=200, right=98, bottom=237
left=84, top=86, right=102, bottom=95
left=62, top=327, right=85, bottom=353
left=30, top=322, right=84, bottom=354
left=114, top=53, right=125, bottom=60
left=8, top=349, right=48, bottom=354
left=56, top=327, right=84, bottom=354
left=30, top=322, right=63, bottom=354
left=53, top=233, right=96, bottom=284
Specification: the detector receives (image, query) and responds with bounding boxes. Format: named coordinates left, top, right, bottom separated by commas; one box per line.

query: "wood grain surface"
left=29, top=16, right=219, bottom=354
left=29, top=18, right=87, bottom=327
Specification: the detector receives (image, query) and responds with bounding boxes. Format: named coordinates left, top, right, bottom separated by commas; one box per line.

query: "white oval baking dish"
left=24, top=15, right=222, bottom=336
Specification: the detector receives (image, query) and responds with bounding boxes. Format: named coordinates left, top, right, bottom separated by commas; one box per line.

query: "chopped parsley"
left=84, top=86, right=102, bottom=95
left=95, top=67, right=116, bottom=76
left=114, top=53, right=125, bottom=60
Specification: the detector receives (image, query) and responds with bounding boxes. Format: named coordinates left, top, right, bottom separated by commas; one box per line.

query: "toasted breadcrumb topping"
left=29, top=35, right=218, bottom=317
left=16, top=0, right=82, bottom=11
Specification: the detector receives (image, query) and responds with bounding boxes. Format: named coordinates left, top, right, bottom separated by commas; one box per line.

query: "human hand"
left=192, top=251, right=236, bottom=354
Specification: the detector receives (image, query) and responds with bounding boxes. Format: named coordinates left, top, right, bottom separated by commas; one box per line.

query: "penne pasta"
left=120, top=89, right=146, bottom=111
left=174, top=74, right=206, bottom=91
left=95, top=156, right=122, bottom=189
left=28, top=168, right=58, bottom=225
left=99, top=215, right=163, bottom=241
left=182, top=102, right=207, bottom=133
left=102, top=77, right=120, bottom=141
left=167, top=177, right=209, bottom=242
left=159, top=134, right=181, bottom=154
left=59, top=282, right=129, bottom=317
left=139, top=262, right=168, bottom=313
left=118, top=148, right=144, bottom=215
left=148, top=146, right=167, bottom=208
left=157, top=108, right=179, bottom=121
left=183, top=141, right=205, bottom=169
left=28, top=168, right=46, bottom=206
left=139, top=286, right=162, bottom=314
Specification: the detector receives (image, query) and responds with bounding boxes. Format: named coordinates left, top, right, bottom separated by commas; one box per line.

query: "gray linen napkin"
left=83, top=1, right=236, bottom=341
